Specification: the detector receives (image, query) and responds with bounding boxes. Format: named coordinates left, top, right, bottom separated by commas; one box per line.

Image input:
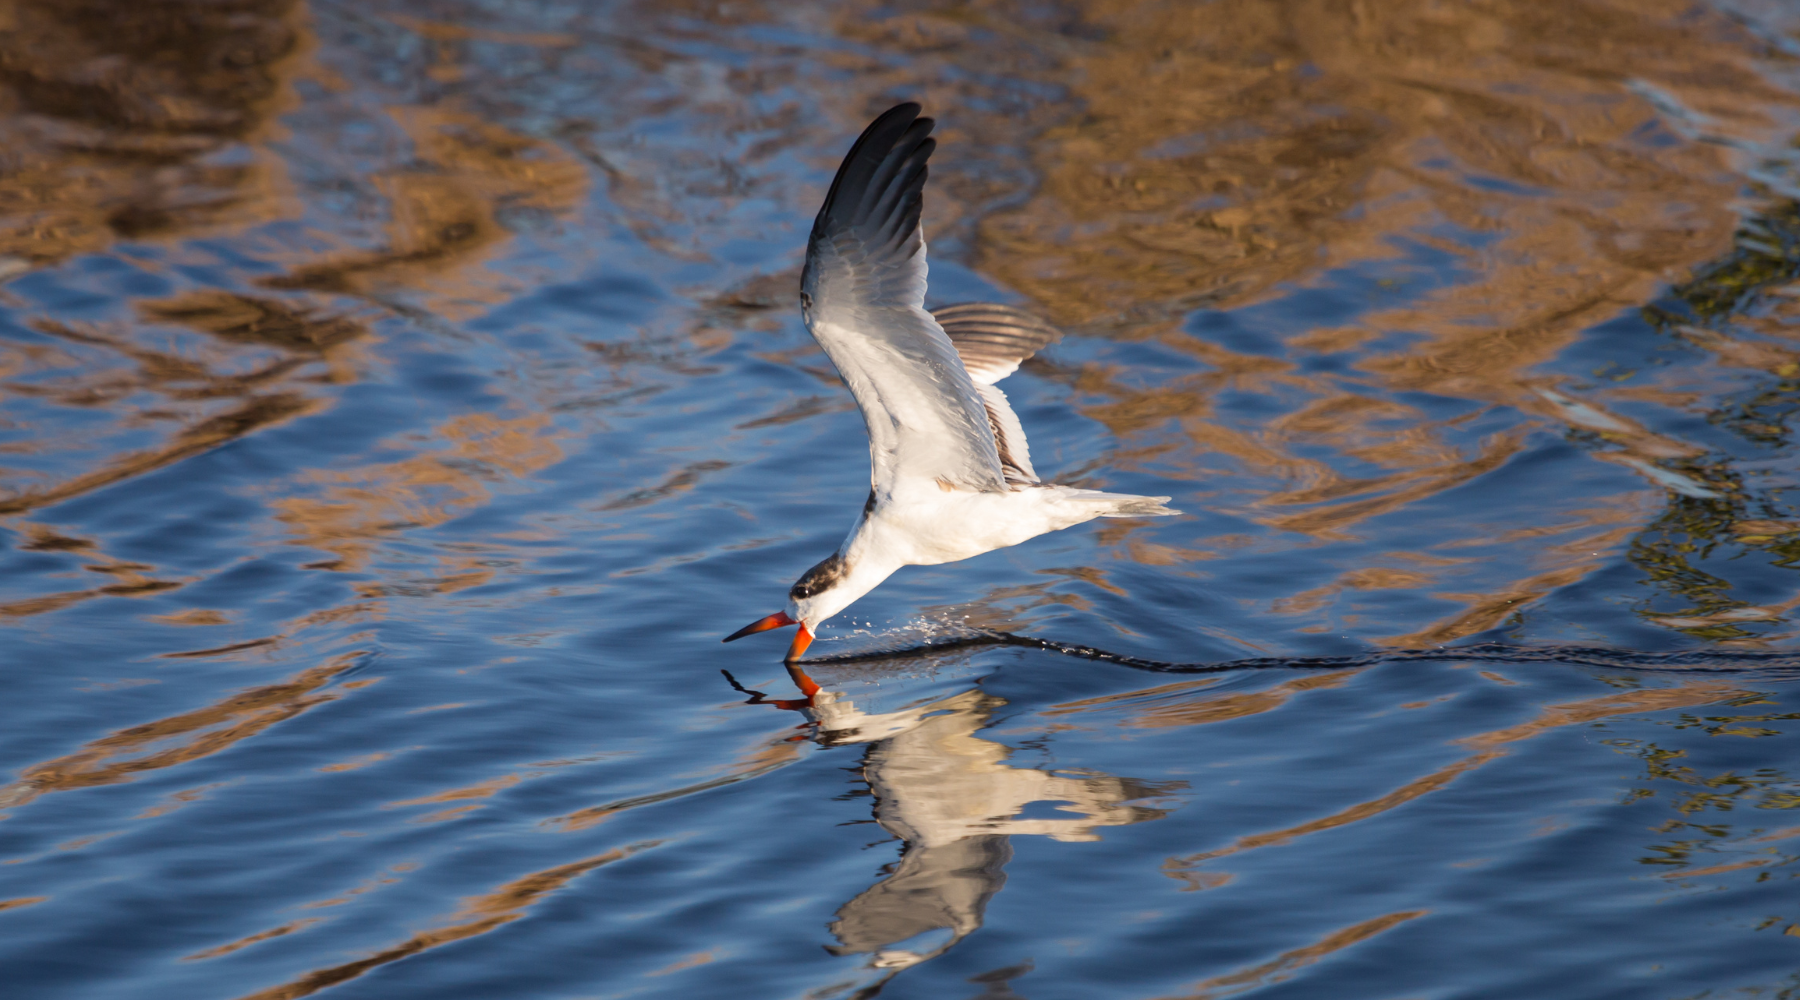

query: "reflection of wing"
left=802, top=103, right=1006, bottom=493
left=827, top=835, right=1010, bottom=966
left=931, top=303, right=1060, bottom=484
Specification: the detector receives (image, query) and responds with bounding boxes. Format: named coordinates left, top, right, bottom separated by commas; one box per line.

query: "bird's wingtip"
left=810, top=102, right=937, bottom=249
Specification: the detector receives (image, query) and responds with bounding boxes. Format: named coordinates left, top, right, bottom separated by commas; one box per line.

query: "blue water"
left=7, top=1, right=1800, bottom=997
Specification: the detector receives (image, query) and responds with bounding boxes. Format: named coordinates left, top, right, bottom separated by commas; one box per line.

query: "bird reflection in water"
left=729, top=656, right=1178, bottom=985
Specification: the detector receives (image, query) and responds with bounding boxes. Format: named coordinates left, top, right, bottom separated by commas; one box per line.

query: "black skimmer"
left=726, top=103, right=1178, bottom=662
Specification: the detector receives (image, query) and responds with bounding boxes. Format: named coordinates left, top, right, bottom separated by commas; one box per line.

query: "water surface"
left=8, top=1, right=1800, bottom=997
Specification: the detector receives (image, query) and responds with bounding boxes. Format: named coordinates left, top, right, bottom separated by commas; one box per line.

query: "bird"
left=725, top=102, right=1177, bottom=662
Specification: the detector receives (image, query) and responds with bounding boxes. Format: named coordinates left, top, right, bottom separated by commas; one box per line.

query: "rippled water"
left=11, top=1, right=1800, bottom=997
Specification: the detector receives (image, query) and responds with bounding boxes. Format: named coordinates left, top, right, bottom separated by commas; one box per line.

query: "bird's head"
left=722, top=551, right=869, bottom=661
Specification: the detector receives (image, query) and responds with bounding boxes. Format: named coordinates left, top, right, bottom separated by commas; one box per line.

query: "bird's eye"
left=800, top=291, right=813, bottom=312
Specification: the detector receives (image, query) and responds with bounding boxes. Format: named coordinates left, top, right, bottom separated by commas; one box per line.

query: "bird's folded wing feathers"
left=930, top=303, right=1060, bottom=385
left=802, top=103, right=1006, bottom=493
left=931, top=303, right=1061, bottom=484
left=972, top=382, right=1037, bottom=483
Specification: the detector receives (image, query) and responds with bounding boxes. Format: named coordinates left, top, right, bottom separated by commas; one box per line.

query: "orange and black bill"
left=723, top=611, right=814, bottom=661
left=723, top=611, right=795, bottom=642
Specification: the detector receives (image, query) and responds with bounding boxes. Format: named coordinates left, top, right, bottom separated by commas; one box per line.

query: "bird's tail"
left=1053, top=487, right=1181, bottom=517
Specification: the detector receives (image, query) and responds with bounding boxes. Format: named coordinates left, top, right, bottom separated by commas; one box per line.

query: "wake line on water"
left=801, top=632, right=1800, bottom=676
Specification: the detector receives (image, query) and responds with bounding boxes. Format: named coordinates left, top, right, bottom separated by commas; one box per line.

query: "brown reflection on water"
left=949, top=0, right=1771, bottom=329
left=0, top=652, right=366, bottom=812
left=1381, top=494, right=1657, bottom=644
left=544, top=729, right=807, bottom=834
left=231, top=840, right=660, bottom=1000
left=271, top=412, right=565, bottom=577
left=0, top=0, right=356, bottom=627
left=0, top=0, right=301, bottom=264
left=1046, top=671, right=1357, bottom=730
left=1263, top=431, right=1528, bottom=541
left=0, top=295, right=357, bottom=517
left=141, top=293, right=368, bottom=365
left=0, top=0, right=589, bottom=632
left=266, top=107, right=587, bottom=315
left=216, top=94, right=585, bottom=613
left=1152, top=909, right=1427, bottom=1000
left=386, top=774, right=522, bottom=826
left=183, top=918, right=325, bottom=962
left=1161, top=680, right=1750, bottom=889
left=1380, top=563, right=1596, bottom=648
left=0, top=389, right=320, bottom=517
left=0, top=540, right=186, bottom=619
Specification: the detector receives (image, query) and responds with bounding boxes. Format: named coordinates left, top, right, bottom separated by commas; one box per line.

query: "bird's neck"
left=800, top=526, right=903, bottom=628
